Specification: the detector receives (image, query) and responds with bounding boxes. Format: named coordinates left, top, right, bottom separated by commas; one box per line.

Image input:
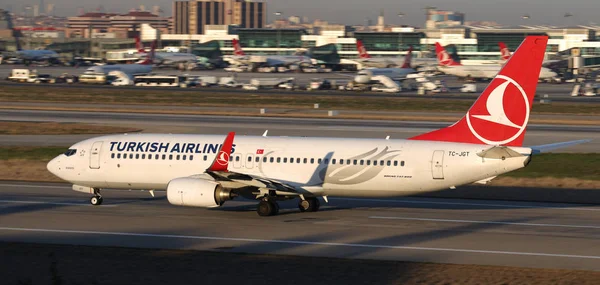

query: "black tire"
left=300, top=197, right=321, bottom=212
left=257, top=200, right=274, bottom=216
left=90, top=196, right=103, bottom=206
left=298, top=200, right=310, bottom=212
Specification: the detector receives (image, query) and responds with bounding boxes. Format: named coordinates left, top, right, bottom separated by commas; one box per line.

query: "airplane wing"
left=529, top=139, right=592, bottom=154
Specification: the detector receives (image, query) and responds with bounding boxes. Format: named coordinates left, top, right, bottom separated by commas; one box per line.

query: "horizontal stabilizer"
left=477, top=146, right=524, bottom=159
left=530, top=139, right=592, bottom=154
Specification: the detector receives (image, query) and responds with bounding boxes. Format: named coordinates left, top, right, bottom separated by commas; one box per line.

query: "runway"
left=1, top=109, right=598, bottom=152
left=1, top=182, right=600, bottom=271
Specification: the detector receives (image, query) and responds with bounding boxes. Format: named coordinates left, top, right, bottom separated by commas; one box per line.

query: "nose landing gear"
left=90, top=188, right=103, bottom=205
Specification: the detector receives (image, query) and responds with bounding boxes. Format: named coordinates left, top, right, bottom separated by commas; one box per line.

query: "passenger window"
left=183, top=155, right=187, bottom=161
left=360, top=160, right=364, bottom=165
left=176, top=155, right=180, bottom=160
left=155, top=154, right=159, bottom=160
left=283, top=158, right=288, bottom=163
left=270, top=157, right=274, bottom=163
left=318, top=158, right=322, bottom=164
left=277, top=157, right=281, bottom=163
left=366, top=160, right=371, bottom=166
left=394, top=161, right=398, bottom=166
left=129, top=154, right=133, bottom=159
left=310, top=158, right=314, bottom=164
left=303, top=158, right=307, bottom=164
left=401, top=161, right=405, bottom=166
left=123, top=154, right=127, bottom=160
left=229, top=156, right=233, bottom=161
left=148, top=155, right=152, bottom=160
left=296, top=158, right=300, bottom=163
left=111, top=153, right=115, bottom=159
left=248, top=156, right=252, bottom=162
left=204, top=155, right=208, bottom=161
left=235, top=156, right=240, bottom=162
left=380, top=160, right=384, bottom=166
left=117, top=153, right=121, bottom=159
left=141, top=154, right=145, bottom=159
left=332, top=159, right=336, bottom=164
left=162, top=154, right=166, bottom=160
left=346, top=159, right=351, bottom=165
left=256, top=157, right=260, bottom=163
left=339, top=159, right=344, bottom=165
left=168, top=154, right=172, bottom=160
left=190, top=155, right=194, bottom=161
left=289, top=157, right=293, bottom=163
left=263, top=157, right=267, bottom=163
left=353, top=160, right=357, bottom=165
left=135, top=154, right=139, bottom=159
left=387, top=161, right=391, bottom=166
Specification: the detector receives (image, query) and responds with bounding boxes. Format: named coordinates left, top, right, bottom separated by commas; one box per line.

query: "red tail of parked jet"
left=135, top=36, right=145, bottom=53
left=499, top=42, right=511, bottom=61
left=138, top=40, right=156, bottom=65
left=232, top=38, right=245, bottom=56
left=410, top=36, right=548, bottom=147
left=401, top=46, right=413, bottom=68
left=435, top=43, right=462, bottom=66
left=356, top=40, right=371, bottom=59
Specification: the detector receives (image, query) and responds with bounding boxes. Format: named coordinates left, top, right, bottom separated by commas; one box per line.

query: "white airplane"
left=355, top=40, right=437, bottom=69
left=353, top=46, right=416, bottom=84
left=47, top=36, right=589, bottom=216
left=225, top=38, right=313, bottom=67
left=135, top=37, right=198, bottom=68
left=435, top=42, right=558, bottom=80
left=84, top=41, right=156, bottom=76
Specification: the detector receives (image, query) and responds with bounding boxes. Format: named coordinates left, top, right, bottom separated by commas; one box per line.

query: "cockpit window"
left=64, top=149, right=77, bottom=156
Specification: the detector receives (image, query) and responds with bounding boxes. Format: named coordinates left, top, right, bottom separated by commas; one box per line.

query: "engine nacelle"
left=166, top=178, right=233, bottom=208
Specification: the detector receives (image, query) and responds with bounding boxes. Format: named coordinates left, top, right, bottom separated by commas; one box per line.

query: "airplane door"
left=246, top=154, right=254, bottom=169
left=89, top=141, right=103, bottom=169
left=431, top=150, right=444, bottom=179
left=232, top=154, right=242, bottom=169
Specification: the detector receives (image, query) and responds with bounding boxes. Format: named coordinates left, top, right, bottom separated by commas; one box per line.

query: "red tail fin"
left=401, top=46, right=413, bottom=68
left=499, top=42, right=511, bottom=61
left=139, top=40, right=156, bottom=65
left=135, top=36, right=145, bottom=53
left=356, top=40, right=371, bottom=59
left=208, top=132, right=235, bottom=172
left=435, top=43, right=461, bottom=66
left=232, top=38, right=245, bottom=56
left=410, top=36, right=548, bottom=147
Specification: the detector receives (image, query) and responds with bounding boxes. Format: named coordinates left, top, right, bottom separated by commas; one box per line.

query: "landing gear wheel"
left=299, top=197, right=320, bottom=212
left=90, top=196, right=103, bottom=206
left=257, top=199, right=279, bottom=216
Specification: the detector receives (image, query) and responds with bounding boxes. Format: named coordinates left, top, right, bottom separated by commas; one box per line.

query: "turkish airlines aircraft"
left=135, top=37, right=198, bottom=68
left=435, top=42, right=558, bottom=80
left=224, top=38, right=313, bottom=67
left=84, top=41, right=156, bottom=76
left=354, top=46, right=416, bottom=84
left=47, top=36, right=588, bottom=216
left=356, top=40, right=437, bottom=69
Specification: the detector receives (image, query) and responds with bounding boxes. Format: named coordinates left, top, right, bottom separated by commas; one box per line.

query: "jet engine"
left=354, top=70, right=373, bottom=84
left=166, top=178, right=234, bottom=208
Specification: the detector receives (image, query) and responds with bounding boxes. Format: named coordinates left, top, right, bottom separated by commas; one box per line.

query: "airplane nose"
left=47, top=156, right=60, bottom=176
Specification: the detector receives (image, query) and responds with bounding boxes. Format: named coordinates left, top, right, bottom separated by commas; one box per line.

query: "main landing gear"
left=256, top=196, right=321, bottom=216
left=90, top=188, right=103, bottom=206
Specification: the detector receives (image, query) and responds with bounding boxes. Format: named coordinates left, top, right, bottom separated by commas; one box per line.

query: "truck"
left=459, top=83, right=477, bottom=93
left=249, top=77, right=295, bottom=89
left=7, top=69, right=33, bottom=82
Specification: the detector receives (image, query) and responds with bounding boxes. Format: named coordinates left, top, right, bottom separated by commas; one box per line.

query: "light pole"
left=397, top=13, right=404, bottom=57
left=274, top=11, right=283, bottom=55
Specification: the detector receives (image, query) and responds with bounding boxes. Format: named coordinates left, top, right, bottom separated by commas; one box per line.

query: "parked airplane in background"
left=435, top=42, right=558, bottom=80
left=84, top=41, right=156, bottom=76
left=226, top=38, right=314, bottom=67
left=47, top=36, right=588, bottom=216
left=353, top=46, right=415, bottom=83
left=355, top=40, right=437, bottom=69
left=498, top=42, right=560, bottom=67
left=135, top=37, right=198, bottom=69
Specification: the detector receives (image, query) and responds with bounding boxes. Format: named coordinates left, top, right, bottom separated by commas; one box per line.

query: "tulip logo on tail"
left=466, top=75, right=529, bottom=145
left=437, top=50, right=452, bottom=66
left=216, top=151, right=230, bottom=166
left=357, top=41, right=370, bottom=59
left=500, top=47, right=511, bottom=60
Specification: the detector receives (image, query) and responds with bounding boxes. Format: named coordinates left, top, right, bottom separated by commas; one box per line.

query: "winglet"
left=208, top=132, right=235, bottom=172
left=530, top=139, right=591, bottom=154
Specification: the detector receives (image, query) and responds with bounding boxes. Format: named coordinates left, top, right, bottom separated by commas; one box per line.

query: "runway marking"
left=369, top=216, right=600, bottom=230
left=336, top=198, right=600, bottom=212
left=1, top=227, right=600, bottom=260
left=0, top=200, right=117, bottom=207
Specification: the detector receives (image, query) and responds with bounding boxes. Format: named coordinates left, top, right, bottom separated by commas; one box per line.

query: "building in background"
left=426, top=9, right=465, bottom=29
left=173, top=0, right=265, bottom=35
left=66, top=11, right=169, bottom=38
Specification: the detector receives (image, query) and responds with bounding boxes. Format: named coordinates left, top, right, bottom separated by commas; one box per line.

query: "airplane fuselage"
left=48, top=134, right=530, bottom=198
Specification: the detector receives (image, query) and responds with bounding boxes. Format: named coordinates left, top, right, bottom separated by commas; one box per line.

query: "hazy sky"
left=5, top=0, right=599, bottom=26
